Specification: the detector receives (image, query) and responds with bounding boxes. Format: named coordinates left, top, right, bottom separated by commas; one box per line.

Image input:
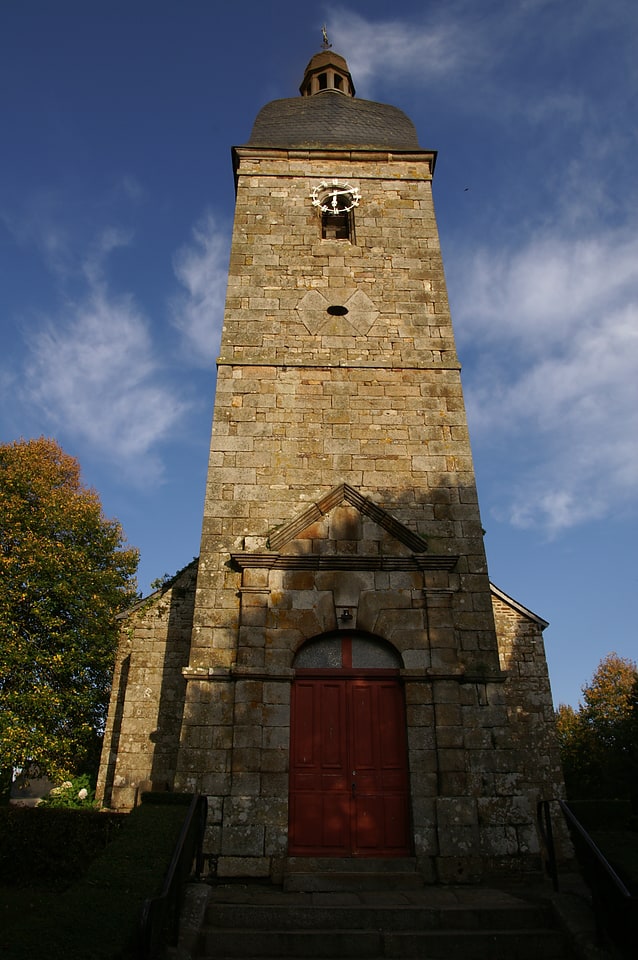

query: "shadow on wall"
left=148, top=570, right=196, bottom=792
left=101, top=561, right=197, bottom=807
left=101, top=654, right=131, bottom=807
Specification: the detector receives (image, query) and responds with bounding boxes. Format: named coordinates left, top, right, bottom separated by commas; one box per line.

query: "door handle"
left=352, top=781, right=356, bottom=796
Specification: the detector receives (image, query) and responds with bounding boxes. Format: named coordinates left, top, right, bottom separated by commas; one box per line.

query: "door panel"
left=289, top=680, right=350, bottom=854
left=289, top=676, right=410, bottom=857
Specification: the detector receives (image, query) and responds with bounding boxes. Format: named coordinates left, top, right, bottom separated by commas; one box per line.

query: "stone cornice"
left=230, top=553, right=458, bottom=572
left=181, top=665, right=505, bottom=683
left=217, top=358, right=462, bottom=371
left=233, top=144, right=436, bottom=177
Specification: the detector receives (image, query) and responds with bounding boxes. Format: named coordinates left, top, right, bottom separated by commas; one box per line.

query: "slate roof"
left=247, top=89, right=420, bottom=150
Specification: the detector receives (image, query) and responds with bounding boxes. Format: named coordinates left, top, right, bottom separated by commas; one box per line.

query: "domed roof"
left=246, top=47, right=420, bottom=151
left=248, top=93, right=420, bottom=150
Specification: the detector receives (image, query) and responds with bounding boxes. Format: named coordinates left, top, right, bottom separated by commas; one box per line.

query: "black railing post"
left=537, top=799, right=559, bottom=892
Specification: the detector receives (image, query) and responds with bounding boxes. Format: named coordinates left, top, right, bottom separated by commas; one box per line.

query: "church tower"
left=98, top=44, right=565, bottom=885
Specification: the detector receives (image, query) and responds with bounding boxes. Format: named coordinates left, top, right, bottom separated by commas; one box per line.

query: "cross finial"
left=321, top=25, right=331, bottom=50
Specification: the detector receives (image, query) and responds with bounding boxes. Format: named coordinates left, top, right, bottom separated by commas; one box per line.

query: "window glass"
left=294, top=635, right=401, bottom=669
left=294, top=637, right=342, bottom=668
left=352, top=637, right=402, bottom=668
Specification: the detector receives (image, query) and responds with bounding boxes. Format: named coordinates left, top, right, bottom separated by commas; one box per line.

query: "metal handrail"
left=139, top=793, right=208, bottom=959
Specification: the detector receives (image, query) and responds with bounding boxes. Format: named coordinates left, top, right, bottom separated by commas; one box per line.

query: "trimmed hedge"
left=0, top=805, right=125, bottom=887
left=1, top=797, right=192, bottom=960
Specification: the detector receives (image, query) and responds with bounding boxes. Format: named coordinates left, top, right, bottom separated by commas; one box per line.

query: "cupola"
left=300, top=49, right=355, bottom=98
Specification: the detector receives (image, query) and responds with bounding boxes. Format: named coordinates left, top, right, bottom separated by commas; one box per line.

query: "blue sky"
left=1, top=0, right=636, bottom=709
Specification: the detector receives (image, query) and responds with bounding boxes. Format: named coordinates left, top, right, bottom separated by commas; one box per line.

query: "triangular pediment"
left=268, top=483, right=427, bottom=553
left=231, top=485, right=458, bottom=571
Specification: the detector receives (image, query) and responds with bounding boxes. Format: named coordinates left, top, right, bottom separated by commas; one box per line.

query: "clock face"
left=311, top=179, right=361, bottom=214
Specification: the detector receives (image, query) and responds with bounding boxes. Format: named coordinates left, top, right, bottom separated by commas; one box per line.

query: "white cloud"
left=21, top=244, right=188, bottom=486
left=452, top=227, right=638, bottom=533
left=116, top=174, right=145, bottom=203
left=171, top=212, right=229, bottom=365
left=456, top=228, right=638, bottom=353
left=325, top=7, right=475, bottom=94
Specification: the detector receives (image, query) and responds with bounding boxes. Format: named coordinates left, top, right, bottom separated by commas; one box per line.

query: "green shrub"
left=37, top=773, right=98, bottom=810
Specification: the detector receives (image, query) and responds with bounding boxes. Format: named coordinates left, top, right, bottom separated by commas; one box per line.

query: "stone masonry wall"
left=97, top=562, right=197, bottom=809
left=489, top=593, right=570, bottom=864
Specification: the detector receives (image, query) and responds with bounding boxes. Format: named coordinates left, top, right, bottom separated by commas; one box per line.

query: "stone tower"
left=98, top=46, right=565, bottom=884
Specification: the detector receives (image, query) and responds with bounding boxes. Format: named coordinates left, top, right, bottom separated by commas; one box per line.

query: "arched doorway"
left=288, top=632, right=411, bottom=857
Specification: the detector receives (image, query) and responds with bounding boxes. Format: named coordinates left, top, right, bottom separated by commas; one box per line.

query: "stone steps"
left=206, top=900, right=554, bottom=931
left=283, top=856, right=425, bottom=892
left=194, top=880, right=569, bottom=960
left=200, top=927, right=565, bottom=959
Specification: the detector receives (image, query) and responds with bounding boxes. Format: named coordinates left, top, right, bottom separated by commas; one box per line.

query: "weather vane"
left=321, top=25, right=332, bottom=50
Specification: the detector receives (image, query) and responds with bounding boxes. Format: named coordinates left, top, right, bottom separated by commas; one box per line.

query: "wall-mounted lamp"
left=339, top=609, right=352, bottom=623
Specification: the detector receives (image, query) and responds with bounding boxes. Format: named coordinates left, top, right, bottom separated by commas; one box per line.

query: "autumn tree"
left=556, top=653, right=638, bottom=801
left=0, top=438, right=138, bottom=782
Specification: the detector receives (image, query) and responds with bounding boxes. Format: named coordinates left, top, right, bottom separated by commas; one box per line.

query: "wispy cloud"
left=82, top=226, right=134, bottom=286
left=19, top=229, right=187, bottom=485
left=455, top=229, right=638, bottom=354
left=326, top=2, right=637, bottom=136
left=1, top=193, right=75, bottom=279
left=325, top=7, right=475, bottom=94
left=115, top=174, right=146, bottom=203
left=452, top=227, right=638, bottom=533
left=171, top=212, right=230, bottom=365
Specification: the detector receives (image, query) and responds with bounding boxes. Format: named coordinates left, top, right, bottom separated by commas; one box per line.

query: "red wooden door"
left=288, top=677, right=410, bottom=856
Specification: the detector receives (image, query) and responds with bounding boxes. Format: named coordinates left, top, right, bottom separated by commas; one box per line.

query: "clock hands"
left=311, top=180, right=361, bottom=214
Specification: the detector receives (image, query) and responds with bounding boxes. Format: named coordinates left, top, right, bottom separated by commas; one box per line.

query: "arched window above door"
left=293, top=632, right=402, bottom=670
